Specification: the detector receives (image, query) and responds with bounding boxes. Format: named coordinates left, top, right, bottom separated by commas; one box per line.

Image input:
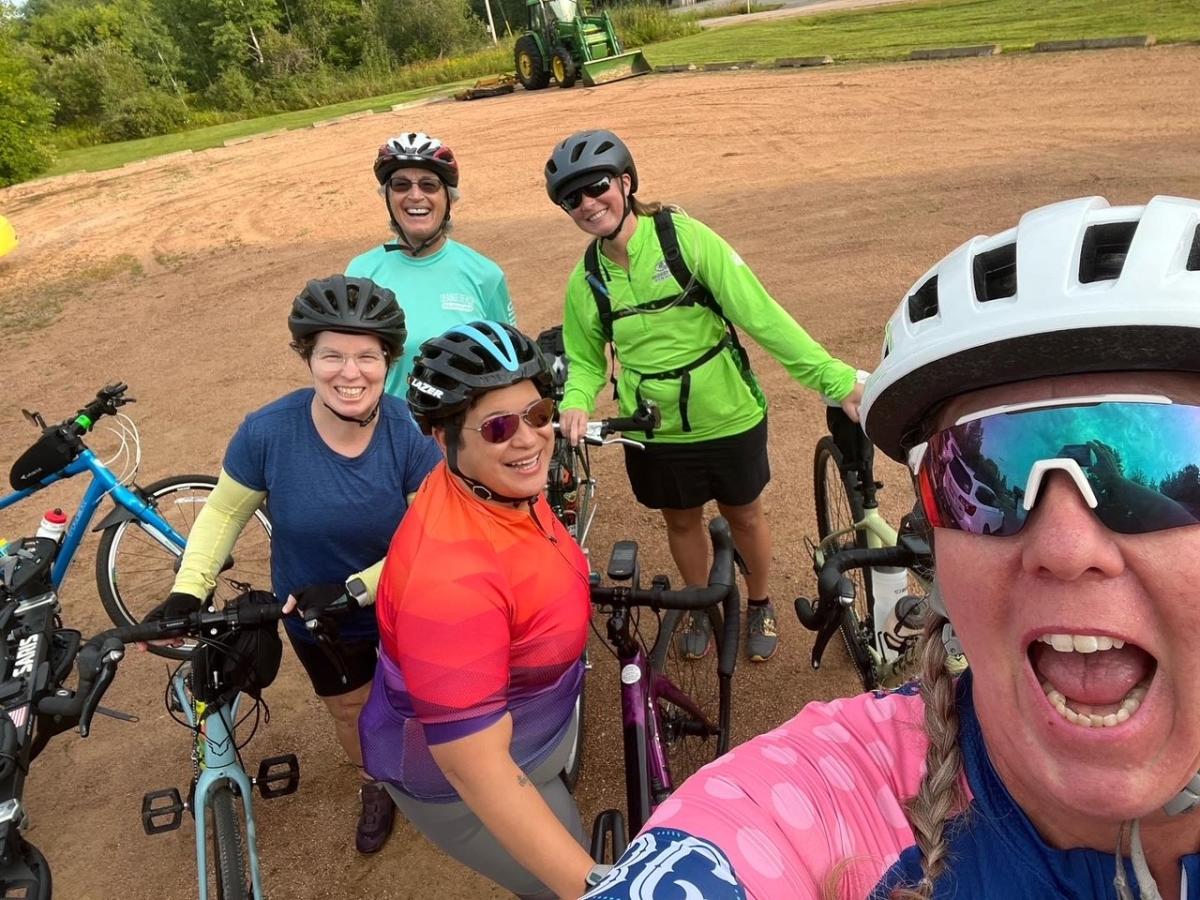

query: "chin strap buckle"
left=1163, top=772, right=1200, bottom=816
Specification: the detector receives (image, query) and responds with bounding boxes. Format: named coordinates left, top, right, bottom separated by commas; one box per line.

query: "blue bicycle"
left=1, top=384, right=272, bottom=658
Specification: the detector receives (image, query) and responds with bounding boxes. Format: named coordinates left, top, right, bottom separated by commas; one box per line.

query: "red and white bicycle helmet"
left=862, top=195, right=1200, bottom=463
left=374, top=132, right=459, bottom=187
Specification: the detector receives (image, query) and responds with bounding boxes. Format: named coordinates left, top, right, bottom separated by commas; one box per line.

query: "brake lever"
left=79, top=638, right=125, bottom=737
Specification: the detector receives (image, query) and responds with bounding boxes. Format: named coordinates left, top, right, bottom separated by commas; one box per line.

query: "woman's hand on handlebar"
left=136, top=591, right=203, bottom=651
left=558, top=407, right=589, bottom=447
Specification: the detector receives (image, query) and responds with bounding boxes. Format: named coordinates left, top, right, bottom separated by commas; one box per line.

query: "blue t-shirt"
left=345, top=238, right=517, bottom=397
left=223, top=389, right=442, bottom=643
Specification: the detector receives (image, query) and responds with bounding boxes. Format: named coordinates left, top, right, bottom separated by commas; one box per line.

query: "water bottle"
left=36, top=508, right=67, bottom=543
left=871, top=566, right=910, bottom=662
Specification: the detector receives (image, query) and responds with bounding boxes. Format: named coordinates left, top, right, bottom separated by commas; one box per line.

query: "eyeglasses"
left=388, top=176, right=444, bottom=195
left=914, top=395, right=1200, bottom=537
left=559, top=176, right=613, bottom=212
left=465, top=397, right=556, bottom=444
left=312, top=350, right=388, bottom=373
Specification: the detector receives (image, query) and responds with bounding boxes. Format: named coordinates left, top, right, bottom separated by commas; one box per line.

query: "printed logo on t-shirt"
left=653, top=260, right=672, bottom=282
left=582, top=827, right=747, bottom=899
left=441, top=293, right=479, bottom=312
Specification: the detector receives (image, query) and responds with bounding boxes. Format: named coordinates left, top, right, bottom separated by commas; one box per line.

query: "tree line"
left=0, top=0, right=535, bottom=186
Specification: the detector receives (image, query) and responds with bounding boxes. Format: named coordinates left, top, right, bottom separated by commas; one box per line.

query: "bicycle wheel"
left=812, top=436, right=876, bottom=689
left=648, top=605, right=731, bottom=793
left=209, top=782, right=250, bottom=900
left=95, top=474, right=272, bottom=659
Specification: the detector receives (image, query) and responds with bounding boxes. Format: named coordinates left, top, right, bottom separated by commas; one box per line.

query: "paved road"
left=675, top=0, right=918, bottom=30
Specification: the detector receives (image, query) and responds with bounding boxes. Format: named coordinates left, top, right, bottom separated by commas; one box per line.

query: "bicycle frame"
left=607, top=609, right=709, bottom=834
left=174, top=673, right=264, bottom=899
left=0, top=449, right=187, bottom=590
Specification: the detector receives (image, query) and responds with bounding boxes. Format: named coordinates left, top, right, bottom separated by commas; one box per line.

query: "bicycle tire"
left=95, top=474, right=272, bottom=660
left=209, top=782, right=250, bottom=900
left=812, top=436, right=877, bottom=689
left=647, top=605, right=731, bottom=793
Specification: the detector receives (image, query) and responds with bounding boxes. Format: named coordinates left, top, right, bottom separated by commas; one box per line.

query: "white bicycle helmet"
left=862, top=195, right=1200, bottom=462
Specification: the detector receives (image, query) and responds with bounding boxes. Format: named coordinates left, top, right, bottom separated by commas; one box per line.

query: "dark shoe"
left=676, top=610, right=713, bottom=660
left=356, top=782, right=395, bottom=854
left=746, top=600, right=779, bottom=662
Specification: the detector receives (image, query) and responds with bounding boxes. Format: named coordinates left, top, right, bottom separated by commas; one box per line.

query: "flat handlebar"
left=589, top=518, right=735, bottom=612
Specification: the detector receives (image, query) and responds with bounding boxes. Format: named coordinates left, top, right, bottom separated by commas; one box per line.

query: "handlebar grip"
left=705, top=518, right=735, bottom=588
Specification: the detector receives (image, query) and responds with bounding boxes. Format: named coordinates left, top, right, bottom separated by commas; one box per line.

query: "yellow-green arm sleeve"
left=171, top=470, right=268, bottom=600
left=347, top=558, right=385, bottom=606
left=683, top=217, right=858, bottom=402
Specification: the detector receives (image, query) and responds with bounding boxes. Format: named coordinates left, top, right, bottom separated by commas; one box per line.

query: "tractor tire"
left=552, top=47, right=578, bottom=88
left=515, top=35, right=551, bottom=91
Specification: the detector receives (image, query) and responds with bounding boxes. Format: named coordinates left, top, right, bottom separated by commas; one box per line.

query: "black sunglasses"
left=560, top=176, right=614, bottom=212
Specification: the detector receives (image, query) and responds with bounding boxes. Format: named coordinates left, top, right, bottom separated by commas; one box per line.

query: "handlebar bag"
left=193, top=590, right=283, bottom=705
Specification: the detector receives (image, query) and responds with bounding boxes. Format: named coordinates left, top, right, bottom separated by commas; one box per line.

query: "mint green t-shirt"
left=346, top=239, right=517, bottom=397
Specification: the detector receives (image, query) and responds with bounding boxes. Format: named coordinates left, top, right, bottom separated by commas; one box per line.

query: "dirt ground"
left=2, top=46, right=1199, bottom=899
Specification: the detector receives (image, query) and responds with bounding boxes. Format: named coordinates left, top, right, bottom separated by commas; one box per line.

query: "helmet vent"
left=1186, top=225, right=1200, bottom=271
left=906, top=275, right=939, bottom=324
left=1078, top=221, right=1137, bottom=283
left=972, top=243, right=1016, bottom=302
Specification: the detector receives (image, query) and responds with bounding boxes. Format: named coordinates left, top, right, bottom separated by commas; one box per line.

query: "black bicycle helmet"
left=408, top=321, right=552, bottom=435
left=288, top=275, right=407, bottom=357
left=374, top=132, right=460, bottom=188
left=544, top=129, right=638, bottom=206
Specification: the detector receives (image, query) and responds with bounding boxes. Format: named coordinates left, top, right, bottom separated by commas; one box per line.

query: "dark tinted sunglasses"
left=466, top=397, right=556, bottom=444
left=559, top=176, right=613, bottom=212
left=915, top=396, right=1200, bottom=537
left=388, top=176, right=443, bottom=195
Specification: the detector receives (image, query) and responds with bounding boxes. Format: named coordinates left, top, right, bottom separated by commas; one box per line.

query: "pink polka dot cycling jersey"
left=586, top=674, right=1200, bottom=899
left=583, top=685, right=941, bottom=899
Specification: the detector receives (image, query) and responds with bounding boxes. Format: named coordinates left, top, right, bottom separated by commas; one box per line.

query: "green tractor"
left=514, top=0, right=651, bottom=90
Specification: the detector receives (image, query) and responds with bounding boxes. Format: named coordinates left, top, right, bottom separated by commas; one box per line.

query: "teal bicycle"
left=1, top=384, right=272, bottom=657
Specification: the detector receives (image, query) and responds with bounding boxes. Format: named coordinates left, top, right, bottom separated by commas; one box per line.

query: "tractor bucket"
left=580, top=49, right=652, bottom=86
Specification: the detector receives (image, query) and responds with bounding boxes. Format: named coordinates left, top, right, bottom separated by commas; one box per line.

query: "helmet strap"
left=445, top=439, right=537, bottom=508
left=601, top=187, right=633, bottom=242
left=321, top=400, right=379, bottom=428
left=385, top=185, right=451, bottom=257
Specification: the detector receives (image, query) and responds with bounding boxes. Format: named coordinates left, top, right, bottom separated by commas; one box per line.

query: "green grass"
left=647, top=0, right=1199, bottom=65
left=45, top=81, right=470, bottom=176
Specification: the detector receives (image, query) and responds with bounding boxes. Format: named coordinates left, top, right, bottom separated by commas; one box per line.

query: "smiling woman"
left=360, top=320, right=600, bottom=900
left=581, top=195, right=1200, bottom=900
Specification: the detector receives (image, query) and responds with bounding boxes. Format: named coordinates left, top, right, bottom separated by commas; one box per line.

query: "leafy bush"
left=606, top=3, right=701, bottom=46
left=45, top=42, right=148, bottom=124
left=0, top=38, right=56, bottom=185
left=102, top=89, right=190, bottom=141
left=204, top=67, right=256, bottom=111
left=370, top=0, right=489, bottom=64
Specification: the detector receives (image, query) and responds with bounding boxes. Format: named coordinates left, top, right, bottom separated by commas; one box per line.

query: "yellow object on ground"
left=0, top=216, right=16, bottom=258
left=580, top=49, right=652, bottom=86
left=455, top=74, right=517, bottom=101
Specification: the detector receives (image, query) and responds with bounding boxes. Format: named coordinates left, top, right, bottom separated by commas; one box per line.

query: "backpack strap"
left=583, top=239, right=620, bottom=399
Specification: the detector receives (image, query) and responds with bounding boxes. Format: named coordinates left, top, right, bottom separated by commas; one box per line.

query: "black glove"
left=292, top=583, right=351, bottom=635
left=145, top=591, right=204, bottom=622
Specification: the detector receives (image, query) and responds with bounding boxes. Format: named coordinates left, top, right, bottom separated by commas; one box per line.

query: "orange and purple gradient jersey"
left=359, top=462, right=589, bottom=802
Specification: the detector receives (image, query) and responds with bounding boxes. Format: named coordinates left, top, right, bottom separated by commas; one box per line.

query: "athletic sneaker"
left=676, top=610, right=713, bottom=660
left=746, top=600, right=779, bottom=662
left=356, top=782, right=395, bottom=854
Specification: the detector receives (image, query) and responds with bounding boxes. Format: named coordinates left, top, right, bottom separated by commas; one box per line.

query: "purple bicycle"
left=587, top=517, right=741, bottom=860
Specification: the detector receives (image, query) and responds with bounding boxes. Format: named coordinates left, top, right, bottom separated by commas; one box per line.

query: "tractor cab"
left=514, top=0, right=651, bottom=91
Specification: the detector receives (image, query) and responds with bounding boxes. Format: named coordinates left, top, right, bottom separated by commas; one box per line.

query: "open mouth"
left=505, top=452, right=541, bottom=474
left=403, top=207, right=432, bottom=219
left=1029, top=633, right=1156, bottom=729
left=334, top=386, right=366, bottom=400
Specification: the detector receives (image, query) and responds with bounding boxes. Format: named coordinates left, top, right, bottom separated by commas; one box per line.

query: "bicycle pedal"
left=142, top=788, right=185, bottom=835
left=255, top=754, right=300, bottom=798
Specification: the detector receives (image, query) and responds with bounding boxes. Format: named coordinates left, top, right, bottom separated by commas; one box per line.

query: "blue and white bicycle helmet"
left=408, top=321, right=552, bottom=435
